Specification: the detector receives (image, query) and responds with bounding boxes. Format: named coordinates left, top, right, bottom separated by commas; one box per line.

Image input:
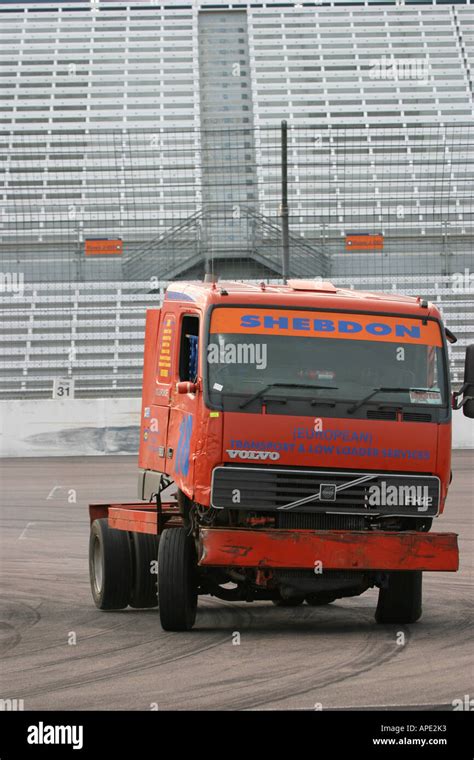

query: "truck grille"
left=211, top=466, right=440, bottom=517
left=277, top=512, right=366, bottom=530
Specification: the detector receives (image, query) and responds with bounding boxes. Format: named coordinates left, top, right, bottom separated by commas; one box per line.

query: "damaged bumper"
left=198, top=528, right=459, bottom=572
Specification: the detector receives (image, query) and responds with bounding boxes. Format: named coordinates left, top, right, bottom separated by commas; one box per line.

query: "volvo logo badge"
left=319, top=484, right=337, bottom=501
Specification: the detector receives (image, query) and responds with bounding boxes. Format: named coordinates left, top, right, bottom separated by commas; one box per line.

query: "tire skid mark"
left=11, top=626, right=233, bottom=700
left=3, top=597, right=234, bottom=679
left=187, top=607, right=411, bottom=711
left=2, top=612, right=151, bottom=664
left=17, top=597, right=251, bottom=699
left=0, top=622, right=21, bottom=655
left=209, top=599, right=474, bottom=711
left=0, top=597, right=42, bottom=654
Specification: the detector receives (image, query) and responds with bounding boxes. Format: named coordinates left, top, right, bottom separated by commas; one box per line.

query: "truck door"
left=166, top=312, right=200, bottom=497
left=139, top=310, right=176, bottom=474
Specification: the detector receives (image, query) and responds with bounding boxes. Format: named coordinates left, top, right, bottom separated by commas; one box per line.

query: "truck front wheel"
left=158, top=527, right=197, bottom=631
left=89, top=518, right=132, bottom=610
left=375, top=571, right=422, bottom=624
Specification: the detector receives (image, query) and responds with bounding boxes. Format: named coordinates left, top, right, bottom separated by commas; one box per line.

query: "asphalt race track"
left=0, top=452, right=472, bottom=711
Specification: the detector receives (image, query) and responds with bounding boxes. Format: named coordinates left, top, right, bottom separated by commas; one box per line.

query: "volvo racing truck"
left=89, top=279, right=473, bottom=630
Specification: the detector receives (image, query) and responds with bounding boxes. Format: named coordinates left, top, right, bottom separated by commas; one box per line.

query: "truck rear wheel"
left=89, top=518, right=132, bottom=610
left=375, top=571, right=422, bottom=624
left=129, top=532, right=158, bottom=609
left=158, top=527, right=197, bottom=631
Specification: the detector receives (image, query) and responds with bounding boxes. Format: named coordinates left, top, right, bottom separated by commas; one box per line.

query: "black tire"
left=272, top=596, right=305, bottom=607
left=89, top=518, right=132, bottom=610
left=129, top=532, right=159, bottom=609
left=158, top=528, right=197, bottom=631
left=305, top=593, right=336, bottom=606
left=375, top=571, right=422, bottom=624
left=463, top=345, right=474, bottom=418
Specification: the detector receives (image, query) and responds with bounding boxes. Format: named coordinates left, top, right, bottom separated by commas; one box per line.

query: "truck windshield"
left=206, top=306, right=447, bottom=410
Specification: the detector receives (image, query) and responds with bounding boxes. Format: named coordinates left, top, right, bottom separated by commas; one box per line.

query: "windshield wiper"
left=239, top=382, right=337, bottom=410
left=347, top=387, right=429, bottom=414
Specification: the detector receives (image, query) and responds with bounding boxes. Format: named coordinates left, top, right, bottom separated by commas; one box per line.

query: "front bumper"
left=198, top=528, right=459, bottom=571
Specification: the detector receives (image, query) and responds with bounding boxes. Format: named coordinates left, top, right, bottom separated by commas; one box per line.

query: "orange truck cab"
left=89, top=279, right=473, bottom=631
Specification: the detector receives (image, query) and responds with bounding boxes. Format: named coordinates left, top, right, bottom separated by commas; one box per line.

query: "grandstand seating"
left=0, top=1, right=472, bottom=283
left=0, top=2, right=472, bottom=399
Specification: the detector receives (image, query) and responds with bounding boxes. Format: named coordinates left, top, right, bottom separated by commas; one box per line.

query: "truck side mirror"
left=462, top=344, right=474, bottom=418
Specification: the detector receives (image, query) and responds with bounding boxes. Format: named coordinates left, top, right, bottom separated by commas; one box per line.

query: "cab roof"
left=163, top=279, right=441, bottom=320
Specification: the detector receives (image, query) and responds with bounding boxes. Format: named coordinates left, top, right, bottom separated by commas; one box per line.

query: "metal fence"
left=1, top=123, right=473, bottom=287
left=1, top=123, right=473, bottom=399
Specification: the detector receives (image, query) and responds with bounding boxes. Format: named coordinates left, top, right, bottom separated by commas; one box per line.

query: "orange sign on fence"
left=345, top=233, right=384, bottom=251
left=85, top=239, right=123, bottom=256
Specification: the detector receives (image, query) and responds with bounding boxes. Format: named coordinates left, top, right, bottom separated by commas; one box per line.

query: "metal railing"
left=1, top=124, right=473, bottom=285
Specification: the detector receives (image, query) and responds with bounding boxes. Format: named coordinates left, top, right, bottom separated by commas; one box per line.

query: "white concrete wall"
left=0, top=398, right=141, bottom=458
left=452, top=409, right=474, bottom=449
left=0, top=398, right=472, bottom=458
